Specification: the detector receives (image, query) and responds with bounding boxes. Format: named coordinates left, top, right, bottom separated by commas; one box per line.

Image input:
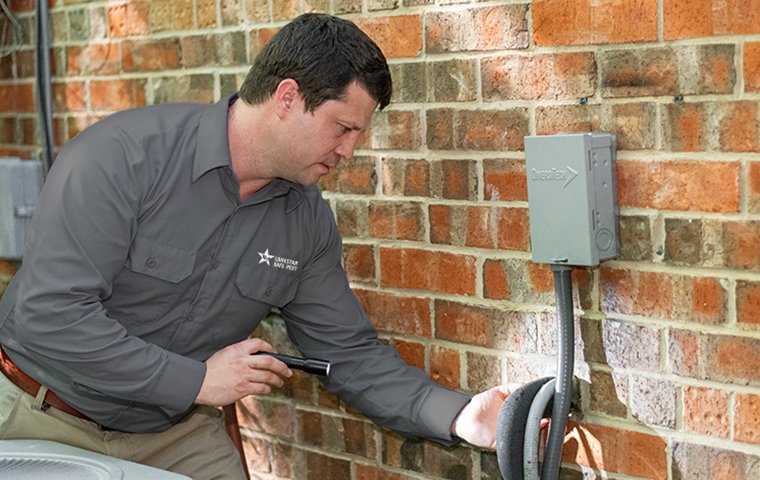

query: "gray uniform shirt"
left=0, top=94, right=470, bottom=442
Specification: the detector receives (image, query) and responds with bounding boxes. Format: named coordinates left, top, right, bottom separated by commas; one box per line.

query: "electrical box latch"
left=0, top=158, right=44, bottom=260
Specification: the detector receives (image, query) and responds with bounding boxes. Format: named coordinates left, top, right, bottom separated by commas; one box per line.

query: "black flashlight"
left=254, top=352, right=331, bottom=377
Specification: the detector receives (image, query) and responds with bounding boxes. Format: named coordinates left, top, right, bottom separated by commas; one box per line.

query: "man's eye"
left=339, top=125, right=351, bottom=135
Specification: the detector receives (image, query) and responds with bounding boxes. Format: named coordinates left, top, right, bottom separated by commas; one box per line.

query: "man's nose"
left=335, top=132, right=361, bottom=160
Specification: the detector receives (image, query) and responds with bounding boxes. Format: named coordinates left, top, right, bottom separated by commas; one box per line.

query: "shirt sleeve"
left=13, top=120, right=205, bottom=417
left=281, top=194, right=471, bottom=445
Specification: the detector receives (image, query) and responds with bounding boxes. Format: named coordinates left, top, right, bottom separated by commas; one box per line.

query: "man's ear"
left=273, top=79, right=300, bottom=119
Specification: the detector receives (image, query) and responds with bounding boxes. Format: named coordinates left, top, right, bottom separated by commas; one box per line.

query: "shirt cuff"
left=418, top=388, right=472, bottom=446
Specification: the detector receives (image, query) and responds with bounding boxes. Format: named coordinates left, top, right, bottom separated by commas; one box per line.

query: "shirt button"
left=187, top=312, right=195, bottom=321
left=264, top=287, right=273, bottom=296
left=211, top=259, right=220, bottom=270
left=146, top=257, right=158, bottom=268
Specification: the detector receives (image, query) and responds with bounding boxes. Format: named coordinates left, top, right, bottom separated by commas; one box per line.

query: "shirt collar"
left=192, top=93, right=238, bottom=182
left=193, top=93, right=305, bottom=212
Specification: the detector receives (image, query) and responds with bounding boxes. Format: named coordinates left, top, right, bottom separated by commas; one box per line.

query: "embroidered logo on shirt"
left=258, top=249, right=274, bottom=266
left=258, top=249, right=298, bottom=272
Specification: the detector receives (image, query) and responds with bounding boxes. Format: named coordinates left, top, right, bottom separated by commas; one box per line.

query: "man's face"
left=277, top=81, right=378, bottom=186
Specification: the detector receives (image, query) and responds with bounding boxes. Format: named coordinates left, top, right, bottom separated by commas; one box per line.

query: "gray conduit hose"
left=495, top=264, right=575, bottom=479
left=36, top=0, right=55, bottom=175
left=540, top=264, right=575, bottom=480
left=523, top=378, right=556, bottom=480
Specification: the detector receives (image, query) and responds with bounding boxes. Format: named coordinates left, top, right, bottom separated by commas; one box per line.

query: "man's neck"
left=227, top=99, right=275, bottom=201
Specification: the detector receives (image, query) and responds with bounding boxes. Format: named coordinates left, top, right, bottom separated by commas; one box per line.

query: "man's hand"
left=451, top=384, right=520, bottom=449
left=194, top=338, right=293, bottom=406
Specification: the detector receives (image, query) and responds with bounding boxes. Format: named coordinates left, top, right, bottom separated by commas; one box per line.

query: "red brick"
left=751, top=162, right=760, bottom=213
left=482, top=52, right=596, bottom=100
left=601, top=268, right=673, bottom=319
left=67, top=44, right=120, bottom=76
left=381, top=158, right=430, bottom=197
left=392, top=340, right=425, bottom=371
left=745, top=43, right=760, bottom=93
left=0, top=251, right=20, bottom=278
left=353, top=289, right=431, bottom=337
left=237, top=397, right=294, bottom=437
left=536, top=104, right=602, bottom=136
left=426, top=5, right=528, bottom=53
left=271, top=0, right=297, bottom=21
left=246, top=0, right=269, bottom=23
left=380, top=248, right=476, bottom=295
left=14, top=50, right=37, bottom=79
left=664, top=0, right=760, bottom=39
left=427, top=109, right=529, bottom=151
left=719, top=102, right=759, bottom=152
left=356, top=15, right=421, bottom=59
left=122, top=39, right=179, bottom=72
left=723, top=221, right=760, bottom=270
left=196, top=0, right=217, bottom=28
left=431, top=160, right=477, bottom=200
left=52, top=82, right=85, bottom=112
left=430, top=345, right=460, bottom=390
left=10, top=0, right=35, bottom=12
left=107, top=1, right=149, bottom=37
left=242, top=436, right=270, bottom=474
left=429, top=205, right=530, bottom=251
left=664, top=103, right=707, bottom=151
left=736, top=393, right=760, bottom=444
left=528, top=263, right=553, bottom=293
left=708, top=335, right=760, bottom=384
left=484, top=159, right=527, bottom=202
left=435, top=301, right=494, bottom=347
left=342, top=243, right=375, bottom=284
left=67, top=115, right=107, bottom=140
left=355, top=463, right=407, bottom=480
left=368, top=202, right=424, bottom=241
left=610, top=103, right=657, bottom=150
left=600, top=48, right=678, bottom=97
left=669, top=330, right=703, bottom=378
left=483, top=259, right=510, bottom=300
left=737, top=281, right=760, bottom=327
left=0, top=147, right=33, bottom=159
left=617, top=160, right=740, bottom=213
left=533, top=0, right=657, bottom=45
left=149, top=0, right=193, bottom=32
left=20, top=118, right=34, bottom=145
left=320, top=156, right=376, bottom=195
left=180, top=35, right=218, bottom=68
left=563, top=422, right=667, bottom=478
left=305, top=452, right=350, bottom=480
left=0, top=84, right=34, bottom=113
left=690, top=277, right=726, bottom=325
left=683, top=386, right=729, bottom=438
left=498, top=207, right=530, bottom=251
left=361, top=110, right=422, bottom=150
left=90, top=79, right=146, bottom=111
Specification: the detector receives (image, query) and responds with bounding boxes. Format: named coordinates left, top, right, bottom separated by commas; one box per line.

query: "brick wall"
left=2, top=0, right=760, bottom=479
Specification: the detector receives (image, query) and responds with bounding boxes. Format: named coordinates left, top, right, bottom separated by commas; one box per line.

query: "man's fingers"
left=249, top=353, right=293, bottom=378
left=238, top=337, right=274, bottom=355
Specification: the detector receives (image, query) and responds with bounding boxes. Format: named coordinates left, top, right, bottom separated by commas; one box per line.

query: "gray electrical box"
left=0, top=157, right=44, bottom=260
left=524, top=133, right=618, bottom=266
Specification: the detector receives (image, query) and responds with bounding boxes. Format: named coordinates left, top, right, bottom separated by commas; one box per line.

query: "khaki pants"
left=0, top=371, right=246, bottom=480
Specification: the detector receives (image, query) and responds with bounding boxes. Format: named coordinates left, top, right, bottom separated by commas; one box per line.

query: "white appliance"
left=0, top=440, right=191, bottom=479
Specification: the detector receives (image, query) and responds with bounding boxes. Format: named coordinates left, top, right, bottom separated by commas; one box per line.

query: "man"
left=0, top=13, right=512, bottom=479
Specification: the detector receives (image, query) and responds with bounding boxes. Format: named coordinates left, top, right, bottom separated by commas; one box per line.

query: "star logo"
left=258, top=249, right=274, bottom=266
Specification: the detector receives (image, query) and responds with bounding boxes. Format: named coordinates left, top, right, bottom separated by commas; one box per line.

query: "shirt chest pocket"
left=125, top=236, right=196, bottom=283
left=234, top=261, right=298, bottom=308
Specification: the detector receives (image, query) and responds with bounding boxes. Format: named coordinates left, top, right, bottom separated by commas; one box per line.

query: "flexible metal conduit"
left=36, top=0, right=55, bottom=175
left=539, top=264, right=575, bottom=480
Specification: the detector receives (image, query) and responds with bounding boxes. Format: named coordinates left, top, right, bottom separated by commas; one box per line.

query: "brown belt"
left=0, top=346, right=90, bottom=421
